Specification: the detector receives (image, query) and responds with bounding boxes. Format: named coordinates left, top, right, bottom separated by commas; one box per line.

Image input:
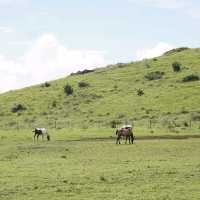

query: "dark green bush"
left=137, top=89, right=144, bottom=96
left=52, top=101, right=57, bottom=107
left=78, top=81, right=90, bottom=88
left=64, top=84, right=73, bottom=95
left=182, top=74, right=199, bottom=82
left=164, top=47, right=189, bottom=56
left=44, top=82, right=51, bottom=87
left=145, top=71, right=165, bottom=80
left=192, top=114, right=200, bottom=121
left=172, top=62, right=181, bottom=72
left=12, top=104, right=26, bottom=113
left=110, top=120, right=121, bottom=128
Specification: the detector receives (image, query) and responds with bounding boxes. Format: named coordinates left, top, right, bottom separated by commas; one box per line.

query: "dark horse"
left=116, top=127, right=134, bottom=144
left=33, top=128, right=50, bottom=141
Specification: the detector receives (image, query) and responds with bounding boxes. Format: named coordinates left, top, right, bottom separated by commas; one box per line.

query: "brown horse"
left=116, top=128, right=134, bottom=144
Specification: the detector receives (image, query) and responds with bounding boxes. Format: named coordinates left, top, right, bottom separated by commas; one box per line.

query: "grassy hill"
left=0, top=47, right=200, bottom=134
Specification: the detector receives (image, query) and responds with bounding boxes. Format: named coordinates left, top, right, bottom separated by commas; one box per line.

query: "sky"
left=0, top=0, right=200, bottom=92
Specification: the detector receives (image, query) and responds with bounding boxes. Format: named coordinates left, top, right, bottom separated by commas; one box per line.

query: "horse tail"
left=47, top=134, right=50, bottom=141
left=130, top=130, right=135, bottom=143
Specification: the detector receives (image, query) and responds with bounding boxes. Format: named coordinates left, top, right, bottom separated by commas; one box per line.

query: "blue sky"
left=0, top=0, right=200, bottom=92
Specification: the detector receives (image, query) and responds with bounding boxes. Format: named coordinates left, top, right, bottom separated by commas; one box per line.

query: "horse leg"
left=129, top=136, right=131, bottom=144
left=37, top=134, right=39, bottom=141
left=131, top=135, right=134, bottom=144
left=116, top=136, right=121, bottom=144
left=42, top=134, right=44, bottom=141
left=116, top=136, right=119, bottom=144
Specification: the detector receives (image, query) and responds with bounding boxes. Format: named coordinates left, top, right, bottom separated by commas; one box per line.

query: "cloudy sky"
left=0, top=0, right=200, bottom=92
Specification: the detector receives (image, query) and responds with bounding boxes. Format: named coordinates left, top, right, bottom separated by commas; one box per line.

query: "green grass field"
left=0, top=48, right=200, bottom=199
left=0, top=130, right=200, bottom=200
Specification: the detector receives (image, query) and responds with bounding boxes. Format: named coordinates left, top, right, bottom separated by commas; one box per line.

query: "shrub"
left=42, top=82, right=51, bottom=87
left=52, top=101, right=57, bottom=108
left=78, top=81, right=90, bottom=88
left=191, top=114, right=200, bottom=121
left=116, top=63, right=126, bottom=68
left=183, top=122, right=189, bottom=127
left=182, top=74, right=199, bottom=82
left=64, top=84, right=73, bottom=95
left=100, top=176, right=107, bottom=182
left=164, top=47, right=189, bottom=56
left=172, top=62, right=181, bottom=72
left=110, top=120, right=121, bottom=128
left=137, top=89, right=144, bottom=96
left=71, top=69, right=94, bottom=76
left=11, top=104, right=26, bottom=113
left=145, top=71, right=165, bottom=81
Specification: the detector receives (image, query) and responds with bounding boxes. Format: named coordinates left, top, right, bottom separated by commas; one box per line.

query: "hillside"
left=0, top=47, right=200, bottom=133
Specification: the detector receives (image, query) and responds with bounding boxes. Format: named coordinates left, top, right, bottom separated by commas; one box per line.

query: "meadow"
left=0, top=130, right=200, bottom=200
left=0, top=47, right=200, bottom=199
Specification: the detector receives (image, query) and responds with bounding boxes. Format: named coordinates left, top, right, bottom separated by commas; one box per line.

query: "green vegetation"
left=0, top=131, right=199, bottom=200
left=64, top=84, right=74, bottom=96
left=182, top=74, right=199, bottom=82
left=0, top=48, right=199, bottom=134
left=0, top=47, right=200, bottom=199
left=78, top=81, right=90, bottom=88
left=144, top=71, right=165, bottom=80
left=172, top=61, right=182, bottom=72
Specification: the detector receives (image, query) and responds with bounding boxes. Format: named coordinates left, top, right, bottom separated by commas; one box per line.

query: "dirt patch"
left=57, top=135, right=200, bottom=143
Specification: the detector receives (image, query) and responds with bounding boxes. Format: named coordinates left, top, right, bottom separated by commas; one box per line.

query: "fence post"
left=54, top=119, right=57, bottom=129
left=149, top=120, right=152, bottom=129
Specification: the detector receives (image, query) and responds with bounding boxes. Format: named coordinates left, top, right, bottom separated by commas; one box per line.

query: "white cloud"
left=0, top=26, right=13, bottom=33
left=0, top=34, right=109, bottom=93
left=136, top=42, right=174, bottom=60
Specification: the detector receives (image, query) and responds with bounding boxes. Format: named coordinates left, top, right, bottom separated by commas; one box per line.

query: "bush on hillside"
left=64, top=84, right=73, bottom=95
left=145, top=71, right=165, bottom=81
left=11, top=104, right=26, bottom=113
left=41, top=82, right=51, bottom=87
left=172, top=62, right=181, bottom=72
left=116, top=63, right=126, bottom=68
left=71, top=69, right=95, bottom=76
left=78, top=81, right=90, bottom=88
left=137, top=89, right=144, bottom=96
left=191, top=114, right=200, bottom=121
left=110, top=120, right=121, bottom=128
left=164, top=47, right=189, bottom=56
left=52, top=101, right=57, bottom=108
left=182, top=74, right=199, bottom=82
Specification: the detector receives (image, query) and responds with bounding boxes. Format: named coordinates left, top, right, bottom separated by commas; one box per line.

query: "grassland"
left=0, top=48, right=199, bottom=134
left=0, top=49, right=200, bottom=200
left=0, top=130, right=200, bottom=200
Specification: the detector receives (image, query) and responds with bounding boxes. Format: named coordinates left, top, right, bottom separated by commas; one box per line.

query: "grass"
left=0, top=48, right=200, bottom=132
left=0, top=130, right=200, bottom=200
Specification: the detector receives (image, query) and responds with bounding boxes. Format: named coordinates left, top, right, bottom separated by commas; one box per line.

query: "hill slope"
left=0, top=48, right=200, bottom=132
